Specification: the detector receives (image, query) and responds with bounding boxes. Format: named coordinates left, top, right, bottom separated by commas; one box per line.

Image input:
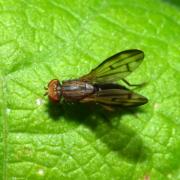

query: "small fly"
left=44, top=49, right=148, bottom=111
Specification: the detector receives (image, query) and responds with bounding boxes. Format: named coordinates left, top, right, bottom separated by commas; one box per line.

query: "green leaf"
left=1, top=0, right=180, bottom=179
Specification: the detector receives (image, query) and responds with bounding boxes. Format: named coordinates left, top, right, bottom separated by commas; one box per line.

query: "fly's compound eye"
left=45, top=79, right=62, bottom=103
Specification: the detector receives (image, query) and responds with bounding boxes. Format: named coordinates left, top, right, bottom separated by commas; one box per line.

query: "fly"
left=44, top=49, right=148, bottom=111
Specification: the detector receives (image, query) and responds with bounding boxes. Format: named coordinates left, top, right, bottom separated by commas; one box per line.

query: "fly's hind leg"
left=122, top=79, right=147, bottom=88
left=101, top=104, right=115, bottom=111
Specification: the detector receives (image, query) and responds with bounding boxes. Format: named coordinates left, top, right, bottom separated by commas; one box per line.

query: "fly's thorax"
left=62, top=80, right=94, bottom=101
left=47, top=79, right=62, bottom=103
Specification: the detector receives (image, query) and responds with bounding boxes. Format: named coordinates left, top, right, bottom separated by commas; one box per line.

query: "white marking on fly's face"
left=37, top=168, right=45, bottom=176
left=36, top=98, right=44, bottom=106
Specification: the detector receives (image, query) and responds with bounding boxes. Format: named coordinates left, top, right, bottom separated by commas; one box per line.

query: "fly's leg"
left=101, top=104, right=115, bottom=111
left=122, top=79, right=147, bottom=88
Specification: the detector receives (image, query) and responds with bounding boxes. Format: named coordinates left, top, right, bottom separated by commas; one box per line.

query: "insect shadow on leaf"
left=46, top=101, right=150, bottom=163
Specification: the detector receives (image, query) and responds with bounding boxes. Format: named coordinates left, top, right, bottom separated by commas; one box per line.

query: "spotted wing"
left=80, top=49, right=144, bottom=83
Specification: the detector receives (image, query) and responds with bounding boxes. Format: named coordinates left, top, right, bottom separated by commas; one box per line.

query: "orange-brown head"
left=44, top=79, right=62, bottom=103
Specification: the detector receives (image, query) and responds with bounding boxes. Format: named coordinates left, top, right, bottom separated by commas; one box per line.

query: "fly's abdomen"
left=62, top=80, right=94, bottom=101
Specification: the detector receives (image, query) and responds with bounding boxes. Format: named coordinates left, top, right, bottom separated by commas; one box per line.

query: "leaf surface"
left=0, top=0, right=180, bottom=179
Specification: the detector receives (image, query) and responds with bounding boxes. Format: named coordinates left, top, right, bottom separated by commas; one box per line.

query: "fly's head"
left=44, top=79, right=62, bottom=103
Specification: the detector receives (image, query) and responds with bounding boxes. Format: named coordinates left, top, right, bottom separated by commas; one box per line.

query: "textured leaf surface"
left=0, top=0, right=180, bottom=179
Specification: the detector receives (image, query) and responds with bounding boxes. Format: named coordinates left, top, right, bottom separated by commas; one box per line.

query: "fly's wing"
left=80, top=49, right=144, bottom=83
left=80, top=89, right=148, bottom=107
